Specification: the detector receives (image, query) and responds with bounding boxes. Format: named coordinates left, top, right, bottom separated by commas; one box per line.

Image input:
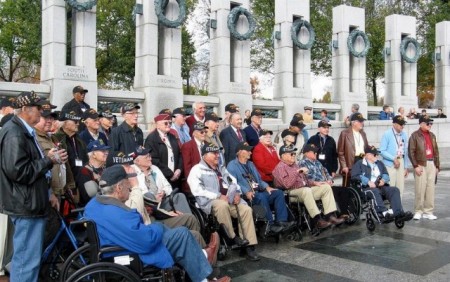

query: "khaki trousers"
left=414, top=160, right=436, bottom=214
left=0, top=214, right=7, bottom=275
left=288, top=184, right=337, bottom=218
left=386, top=158, right=405, bottom=198
left=211, top=199, right=257, bottom=245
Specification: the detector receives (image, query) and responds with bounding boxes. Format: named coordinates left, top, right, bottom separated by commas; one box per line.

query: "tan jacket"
left=408, top=129, right=440, bottom=169
left=337, top=127, right=369, bottom=172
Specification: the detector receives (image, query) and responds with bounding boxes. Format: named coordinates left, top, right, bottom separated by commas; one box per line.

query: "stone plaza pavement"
left=218, top=170, right=450, bottom=282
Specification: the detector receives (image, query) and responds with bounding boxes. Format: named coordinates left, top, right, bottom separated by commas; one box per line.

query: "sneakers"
left=422, top=213, right=437, bottom=220
left=413, top=213, right=422, bottom=220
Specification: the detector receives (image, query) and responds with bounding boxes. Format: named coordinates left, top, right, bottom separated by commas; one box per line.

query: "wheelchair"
left=350, top=180, right=405, bottom=232
left=63, top=219, right=184, bottom=282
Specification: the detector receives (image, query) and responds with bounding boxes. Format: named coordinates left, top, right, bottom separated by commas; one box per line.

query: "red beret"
left=154, top=114, right=171, bottom=122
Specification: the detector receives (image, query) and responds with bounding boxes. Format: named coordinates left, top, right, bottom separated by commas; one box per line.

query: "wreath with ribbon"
left=400, top=37, right=421, bottom=63
left=347, top=29, right=370, bottom=58
left=227, top=7, right=256, bottom=41
left=154, top=0, right=186, bottom=28
left=66, top=0, right=97, bottom=12
left=291, top=19, right=315, bottom=50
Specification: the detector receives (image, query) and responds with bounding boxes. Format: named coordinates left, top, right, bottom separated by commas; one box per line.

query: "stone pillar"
left=435, top=21, right=450, bottom=114
left=332, top=5, right=367, bottom=119
left=209, top=0, right=252, bottom=117
left=134, top=0, right=183, bottom=126
left=384, top=15, right=418, bottom=113
left=41, top=1, right=98, bottom=109
left=273, top=0, right=312, bottom=123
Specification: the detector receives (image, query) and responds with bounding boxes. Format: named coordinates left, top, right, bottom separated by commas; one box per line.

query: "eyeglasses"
left=199, top=130, right=206, bottom=134
left=163, top=121, right=172, bottom=126
left=426, top=122, right=433, bottom=126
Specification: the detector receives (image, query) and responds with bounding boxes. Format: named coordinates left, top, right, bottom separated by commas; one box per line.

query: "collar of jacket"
left=11, top=116, right=34, bottom=138
left=95, top=195, right=132, bottom=211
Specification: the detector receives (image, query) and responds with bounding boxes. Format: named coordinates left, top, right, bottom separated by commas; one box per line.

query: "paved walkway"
left=218, top=170, right=450, bottom=281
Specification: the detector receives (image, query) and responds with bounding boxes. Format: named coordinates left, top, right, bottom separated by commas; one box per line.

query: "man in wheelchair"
left=84, top=165, right=231, bottom=282
left=351, top=146, right=414, bottom=222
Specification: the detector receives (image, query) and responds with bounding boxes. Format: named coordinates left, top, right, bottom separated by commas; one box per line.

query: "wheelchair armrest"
left=99, top=246, right=129, bottom=257
left=71, top=207, right=85, bottom=214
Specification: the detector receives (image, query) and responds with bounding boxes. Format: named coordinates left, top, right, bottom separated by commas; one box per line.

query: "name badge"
left=318, top=154, right=326, bottom=160
left=75, top=159, right=83, bottom=167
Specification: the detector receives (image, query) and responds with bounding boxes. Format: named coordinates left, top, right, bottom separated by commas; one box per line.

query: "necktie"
left=236, top=129, right=243, bottom=142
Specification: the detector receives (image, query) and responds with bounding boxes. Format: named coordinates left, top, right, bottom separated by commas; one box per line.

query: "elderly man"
left=188, top=144, right=260, bottom=261
left=252, top=129, right=279, bottom=186
left=218, top=103, right=239, bottom=135
left=307, top=120, right=338, bottom=178
left=53, top=110, right=88, bottom=182
left=337, top=112, right=369, bottom=187
left=109, top=103, right=143, bottom=156
left=61, top=86, right=91, bottom=131
left=273, top=145, right=342, bottom=231
left=181, top=122, right=207, bottom=193
left=408, top=115, right=440, bottom=220
left=171, top=107, right=191, bottom=145
left=204, top=112, right=225, bottom=168
left=344, top=103, right=360, bottom=127
left=227, top=142, right=292, bottom=234
left=220, top=112, right=247, bottom=165
left=79, top=109, right=108, bottom=147
left=99, top=110, right=115, bottom=140
left=299, top=144, right=349, bottom=221
left=0, top=91, right=67, bottom=282
left=0, top=97, right=15, bottom=120
left=185, top=102, right=206, bottom=136
left=243, top=109, right=264, bottom=146
left=84, top=165, right=230, bottom=282
left=379, top=115, right=410, bottom=198
left=275, top=116, right=306, bottom=162
left=352, top=146, right=413, bottom=222
left=145, top=114, right=182, bottom=188
left=35, top=104, right=67, bottom=211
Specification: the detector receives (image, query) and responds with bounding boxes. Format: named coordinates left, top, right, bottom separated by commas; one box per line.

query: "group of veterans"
left=0, top=87, right=441, bottom=282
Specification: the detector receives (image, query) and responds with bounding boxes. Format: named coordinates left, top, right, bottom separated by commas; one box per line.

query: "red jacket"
left=252, top=142, right=280, bottom=183
left=181, top=139, right=202, bottom=178
left=185, top=115, right=205, bottom=137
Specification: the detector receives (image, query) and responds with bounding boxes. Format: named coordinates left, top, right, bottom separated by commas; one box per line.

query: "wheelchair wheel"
left=66, top=262, right=141, bottom=282
left=395, top=218, right=405, bottom=229
left=345, top=187, right=362, bottom=225
left=61, top=244, right=92, bottom=281
left=366, top=218, right=376, bottom=232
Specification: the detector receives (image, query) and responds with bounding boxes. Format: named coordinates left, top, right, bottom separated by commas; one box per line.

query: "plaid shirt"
left=299, top=158, right=332, bottom=182
left=273, top=161, right=313, bottom=189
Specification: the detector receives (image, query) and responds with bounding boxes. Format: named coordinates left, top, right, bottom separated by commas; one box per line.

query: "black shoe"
left=278, top=221, right=296, bottom=231
left=245, top=246, right=260, bottom=261
left=267, top=223, right=284, bottom=234
left=233, top=236, right=249, bottom=247
left=381, top=213, right=394, bottom=223
left=396, top=211, right=414, bottom=222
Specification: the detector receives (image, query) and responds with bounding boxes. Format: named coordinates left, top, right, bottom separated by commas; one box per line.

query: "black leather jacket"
left=0, top=116, right=53, bottom=217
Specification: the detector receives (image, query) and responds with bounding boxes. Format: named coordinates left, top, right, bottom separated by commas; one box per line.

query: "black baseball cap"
left=0, top=97, right=15, bottom=108
left=159, top=108, right=172, bottom=115
left=235, top=141, right=253, bottom=153
left=350, top=112, right=366, bottom=122
left=83, top=109, right=102, bottom=120
left=121, top=103, right=140, bottom=114
left=172, top=107, right=188, bottom=117
left=99, top=165, right=137, bottom=188
left=225, top=103, right=239, bottom=113
left=73, top=86, right=88, bottom=94
left=201, top=143, right=222, bottom=156
left=318, top=120, right=331, bottom=128
left=15, top=91, right=49, bottom=108
left=193, top=121, right=208, bottom=131
left=100, top=110, right=115, bottom=119
left=251, top=109, right=265, bottom=117
left=59, top=110, right=82, bottom=122
left=393, top=115, right=407, bottom=125
left=290, top=117, right=306, bottom=129
left=133, top=146, right=150, bottom=158
left=111, top=151, right=134, bottom=165
left=419, top=115, right=433, bottom=124
left=258, top=129, right=273, bottom=137
left=41, top=103, right=58, bottom=119
left=365, top=146, right=379, bottom=155
left=279, top=145, right=297, bottom=156
left=302, top=143, right=319, bottom=153
left=281, top=129, right=297, bottom=138
left=205, top=112, right=222, bottom=122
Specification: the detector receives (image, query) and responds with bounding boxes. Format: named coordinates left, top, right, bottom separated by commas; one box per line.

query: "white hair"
left=192, top=102, right=205, bottom=112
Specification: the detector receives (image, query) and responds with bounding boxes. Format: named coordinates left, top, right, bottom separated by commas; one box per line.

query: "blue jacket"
left=84, top=196, right=174, bottom=268
left=379, top=111, right=394, bottom=120
left=243, top=125, right=260, bottom=147
left=379, top=128, right=410, bottom=168
left=227, top=159, right=268, bottom=194
left=351, top=158, right=390, bottom=186
left=219, top=126, right=247, bottom=165
left=79, top=129, right=108, bottom=147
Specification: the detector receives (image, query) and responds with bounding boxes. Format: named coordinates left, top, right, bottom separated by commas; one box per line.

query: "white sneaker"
left=387, top=209, right=394, bottom=215
left=413, top=213, right=422, bottom=220
left=422, top=213, right=437, bottom=220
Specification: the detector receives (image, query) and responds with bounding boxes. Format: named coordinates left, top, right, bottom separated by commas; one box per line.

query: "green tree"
left=0, top=0, right=41, bottom=82
left=250, top=0, right=275, bottom=73
left=182, top=26, right=196, bottom=94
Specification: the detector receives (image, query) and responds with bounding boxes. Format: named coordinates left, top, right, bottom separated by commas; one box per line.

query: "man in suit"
left=181, top=122, right=207, bottom=193
left=337, top=112, right=369, bottom=187
left=185, top=102, right=206, bottom=136
left=220, top=112, right=246, bottom=165
left=218, top=103, right=239, bottom=135
left=61, top=86, right=91, bottom=131
left=243, top=109, right=264, bottom=147
left=145, top=114, right=183, bottom=188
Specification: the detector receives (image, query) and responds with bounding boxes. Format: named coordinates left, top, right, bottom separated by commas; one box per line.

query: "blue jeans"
left=253, top=189, right=288, bottom=223
left=161, top=225, right=212, bottom=282
left=9, top=216, right=46, bottom=282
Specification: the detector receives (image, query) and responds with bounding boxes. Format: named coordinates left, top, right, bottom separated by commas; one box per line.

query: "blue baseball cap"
left=87, top=140, right=111, bottom=153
